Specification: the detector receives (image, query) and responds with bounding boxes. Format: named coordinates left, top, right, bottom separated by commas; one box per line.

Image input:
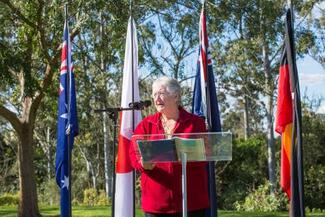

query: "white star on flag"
left=59, top=83, right=64, bottom=94
left=60, top=104, right=68, bottom=119
left=61, top=176, right=69, bottom=189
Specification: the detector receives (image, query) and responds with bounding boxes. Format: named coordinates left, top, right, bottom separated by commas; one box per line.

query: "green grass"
left=0, top=206, right=324, bottom=217
left=0, top=205, right=143, bottom=217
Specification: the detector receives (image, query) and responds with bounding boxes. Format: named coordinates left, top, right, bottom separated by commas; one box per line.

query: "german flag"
left=276, top=47, right=293, bottom=199
left=275, top=8, right=305, bottom=217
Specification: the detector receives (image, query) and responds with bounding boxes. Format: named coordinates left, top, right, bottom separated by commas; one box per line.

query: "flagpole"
left=202, top=5, right=215, bottom=217
left=111, top=110, right=117, bottom=217
left=291, top=9, right=305, bottom=216
left=65, top=3, right=72, bottom=217
left=200, top=4, right=219, bottom=217
left=285, top=4, right=305, bottom=217
left=287, top=0, right=293, bottom=23
left=129, top=1, right=136, bottom=217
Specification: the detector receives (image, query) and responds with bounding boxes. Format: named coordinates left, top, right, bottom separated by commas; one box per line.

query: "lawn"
left=0, top=206, right=324, bottom=217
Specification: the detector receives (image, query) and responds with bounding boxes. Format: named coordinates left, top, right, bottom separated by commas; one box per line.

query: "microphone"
left=129, top=100, right=152, bottom=110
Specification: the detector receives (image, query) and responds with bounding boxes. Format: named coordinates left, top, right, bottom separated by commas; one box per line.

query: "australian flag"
left=55, top=17, right=79, bottom=217
left=192, top=7, right=221, bottom=217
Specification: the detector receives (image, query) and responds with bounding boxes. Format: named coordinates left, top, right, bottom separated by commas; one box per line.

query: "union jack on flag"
left=192, top=7, right=221, bottom=132
left=192, top=6, right=221, bottom=217
left=55, top=17, right=78, bottom=217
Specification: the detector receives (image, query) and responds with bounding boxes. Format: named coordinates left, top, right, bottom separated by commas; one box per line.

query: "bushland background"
left=0, top=0, right=324, bottom=216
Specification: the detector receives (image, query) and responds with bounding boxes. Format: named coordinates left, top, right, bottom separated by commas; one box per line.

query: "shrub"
left=82, top=188, right=110, bottom=206
left=0, top=193, right=19, bottom=206
left=234, top=182, right=287, bottom=212
left=72, top=198, right=82, bottom=205
left=83, top=188, right=97, bottom=206
left=304, top=165, right=325, bottom=209
left=38, top=179, right=60, bottom=205
left=97, top=190, right=109, bottom=205
left=217, top=136, right=269, bottom=209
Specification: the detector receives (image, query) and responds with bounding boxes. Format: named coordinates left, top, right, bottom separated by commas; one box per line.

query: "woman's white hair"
left=152, top=76, right=181, bottom=103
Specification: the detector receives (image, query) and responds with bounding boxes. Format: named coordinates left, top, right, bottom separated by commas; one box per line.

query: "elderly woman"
left=130, top=76, right=209, bottom=217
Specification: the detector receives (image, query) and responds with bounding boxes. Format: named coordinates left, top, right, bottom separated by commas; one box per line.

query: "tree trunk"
left=267, top=94, right=276, bottom=193
left=17, top=123, right=41, bottom=217
left=91, top=163, right=97, bottom=189
left=46, top=127, right=53, bottom=206
left=80, top=148, right=97, bottom=188
left=46, top=127, right=52, bottom=180
left=103, top=112, right=111, bottom=198
left=263, top=44, right=276, bottom=193
left=99, top=11, right=112, bottom=199
left=244, top=95, right=250, bottom=140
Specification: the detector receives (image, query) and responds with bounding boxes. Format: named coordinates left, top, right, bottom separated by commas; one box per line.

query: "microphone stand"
left=94, top=106, right=144, bottom=217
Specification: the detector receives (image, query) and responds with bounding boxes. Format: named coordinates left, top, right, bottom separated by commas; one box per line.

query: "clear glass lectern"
left=132, top=132, right=232, bottom=217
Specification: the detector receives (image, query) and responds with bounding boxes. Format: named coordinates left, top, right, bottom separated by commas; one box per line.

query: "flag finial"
left=64, top=4, right=67, bottom=19
left=287, top=0, right=291, bottom=8
left=129, top=0, right=133, bottom=17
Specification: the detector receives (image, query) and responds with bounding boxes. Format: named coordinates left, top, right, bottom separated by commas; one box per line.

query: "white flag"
left=115, top=17, right=142, bottom=217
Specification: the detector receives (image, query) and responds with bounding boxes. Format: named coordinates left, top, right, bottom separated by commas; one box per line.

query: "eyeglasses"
left=151, top=91, right=170, bottom=99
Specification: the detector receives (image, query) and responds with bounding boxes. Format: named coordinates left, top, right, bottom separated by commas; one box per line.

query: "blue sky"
left=298, top=56, right=325, bottom=113
left=297, top=1, right=325, bottom=113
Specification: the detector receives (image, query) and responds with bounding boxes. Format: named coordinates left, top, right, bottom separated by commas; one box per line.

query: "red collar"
left=147, top=107, right=192, bottom=125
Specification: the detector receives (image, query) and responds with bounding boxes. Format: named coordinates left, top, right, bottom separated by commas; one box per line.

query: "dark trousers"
left=144, top=209, right=206, bottom=217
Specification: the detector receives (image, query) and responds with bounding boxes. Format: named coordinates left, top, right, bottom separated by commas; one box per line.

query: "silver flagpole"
left=181, top=153, right=188, bottom=217
left=64, top=3, right=72, bottom=217
left=129, top=1, right=136, bottom=217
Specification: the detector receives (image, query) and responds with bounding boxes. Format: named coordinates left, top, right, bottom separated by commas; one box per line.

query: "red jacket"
left=130, top=107, right=209, bottom=213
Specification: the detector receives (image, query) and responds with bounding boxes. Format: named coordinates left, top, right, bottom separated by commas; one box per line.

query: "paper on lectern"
left=136, top=137, right=206, bottom=162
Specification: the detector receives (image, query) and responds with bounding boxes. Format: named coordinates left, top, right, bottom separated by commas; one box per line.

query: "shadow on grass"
left=0, top=206, right=18, bottom=217
left=0, top=206, right=323, bottom=217
left=220, top=211, right=287, bottom=217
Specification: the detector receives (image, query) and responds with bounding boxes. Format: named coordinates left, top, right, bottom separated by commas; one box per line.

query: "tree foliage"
left=216, top=136, right=268, bottom=209
left=301, top=103, right=325, bottom=209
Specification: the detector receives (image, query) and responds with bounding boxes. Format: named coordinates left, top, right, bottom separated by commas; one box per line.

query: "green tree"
left=0, top=120, right=18, bottom=194
left=209, top=0, right=322, bottom=193
left=296, top=1, right=324, bottom=68
left=216, top=136, right=268, bottom=209
left=139, top=1, right=201, bottom=81
left=301, top=100, right=325, bottom=209
left=0, top=1, right=84, bottom=215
